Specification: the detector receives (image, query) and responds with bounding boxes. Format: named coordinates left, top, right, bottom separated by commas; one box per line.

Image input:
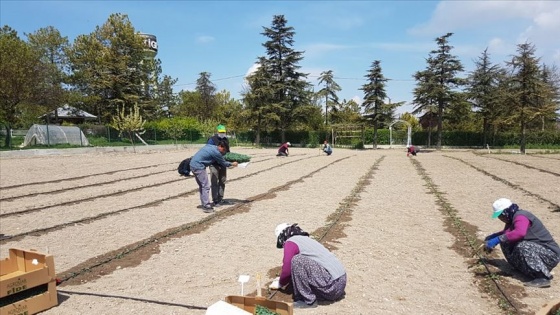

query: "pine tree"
left=259, top=15, right=310, bottom=142
left=466, top=49, right=502, bottom=145
left=506, top=42, right=545, bottom=153
left=419, top=33, right=465, bottom=150
left=196, top=71, right=217, bottom=120
left=243, top=57, right=275, bottom=146
left=360, top=60, right=388, bottom=149
left=317, top=70, right=341, bottom=125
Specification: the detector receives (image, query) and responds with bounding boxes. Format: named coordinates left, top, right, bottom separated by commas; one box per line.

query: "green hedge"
left=410, top=130, right=560, bottom=147
left=4, top=122, right=557, bottom=149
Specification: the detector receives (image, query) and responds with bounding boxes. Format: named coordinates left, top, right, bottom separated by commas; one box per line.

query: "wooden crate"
left=536, top=298, right=560, bottom=315
left=225, top=295, right=293, bottom=315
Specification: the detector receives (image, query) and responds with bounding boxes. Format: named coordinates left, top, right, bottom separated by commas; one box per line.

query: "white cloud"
left=409, top=1, right=560, bottom=35
left=408, top=1, right=560, bottom=64
left=196, top=35, right=215, bottom=44
left=351, top=95, right=362, bottom=105
left=245, top=63, right=260, bottom=78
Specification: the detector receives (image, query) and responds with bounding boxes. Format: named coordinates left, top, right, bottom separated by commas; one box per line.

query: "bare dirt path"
left=1, top=147, right=558, bottom=315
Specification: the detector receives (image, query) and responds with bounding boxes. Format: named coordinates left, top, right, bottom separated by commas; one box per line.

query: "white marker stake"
left=238, top=275, right=250, bottom=295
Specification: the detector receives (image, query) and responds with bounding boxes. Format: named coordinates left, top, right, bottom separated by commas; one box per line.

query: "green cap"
left=217, top=124, right=226, bottom=132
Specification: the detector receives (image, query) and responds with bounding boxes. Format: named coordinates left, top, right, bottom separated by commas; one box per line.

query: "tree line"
left=1, top=14, right=558, bottom=151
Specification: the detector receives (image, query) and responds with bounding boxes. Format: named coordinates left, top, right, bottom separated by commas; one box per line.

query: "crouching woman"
left=484, top=198, right=560, bottom=288
left=270, top=223, right=347, bottom=308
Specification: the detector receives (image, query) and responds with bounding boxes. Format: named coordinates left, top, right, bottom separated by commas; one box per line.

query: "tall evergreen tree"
left=466, top=49, right=502, bottom=145
left=535, top=64, right=560, bottom=131
left=423, top=33, right=464, bottom=150
left=139, top=58, right=178, bottom=120
left=154, top=73, right=179, bottom=119
left=243, top=58, right=275, bottom=146
left=259, top=14, right=310, bottom=142
left=317, top=70, right=341, bottom=125
left=360, top=60, right=388, bottom=149
left=195, top=71, right=217, bottom=120
left=506, top=42, right=546, bottom=153
left=412, top=60, right=438, bottom=147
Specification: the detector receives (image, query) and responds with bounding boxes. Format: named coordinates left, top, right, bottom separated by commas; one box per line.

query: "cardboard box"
left=0, top=281, right=58, bottom=315
left=0, top=248, right=58, bottom=315
left=0, top=248, right=56, bottom=298
left=536, top=298, right=560, bottom=315
left=225, top=295, right=293, bottom=315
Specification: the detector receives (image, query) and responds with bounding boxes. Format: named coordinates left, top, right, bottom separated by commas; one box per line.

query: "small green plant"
left=224, top=152, right=251, bottom=163
left=254, top=305, right=280, bottom=315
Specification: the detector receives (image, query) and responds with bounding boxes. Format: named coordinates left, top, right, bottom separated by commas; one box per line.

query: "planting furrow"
left=0, top=153, right=343, bottom=263
left=477, top=154, right=560, bottom=177
left=530, top=154, right=560, bottom=161
left=56, top=154, right=357, bottom=286
left=0, top=171, right=184, bottom=216
left=411, top=158, right=520, bottom=314
left=0, top=167, right=174, bottom=201
left=417, top=152, right=560, bottom=313
left=0, top=153, right=284, bottom=201
left=0, top=154, right=319, bottom=238
left=0, top=162, right=177, bottom=190
left=444, top=154, right=560, bottom=213
left=41, top=150, right=374, bottom=314
left=333, top=152, right=503, bottom=314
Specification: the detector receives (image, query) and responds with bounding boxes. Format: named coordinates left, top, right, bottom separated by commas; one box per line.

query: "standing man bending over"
left=207, top=124, right=230, bottom=206
left=190, top=141, right=237, bottom=213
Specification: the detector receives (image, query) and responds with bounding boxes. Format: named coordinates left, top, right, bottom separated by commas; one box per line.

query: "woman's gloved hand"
left=484, top=232, right=501, bottom=241
left=484, top=236, right=501, bottom=252
left=269, top=277, right=288, bottom=290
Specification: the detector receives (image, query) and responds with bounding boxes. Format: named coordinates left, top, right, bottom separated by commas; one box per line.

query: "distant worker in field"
left=277, top=142, right=291, bottom=157
left=484, top=198, right=560, bottom=288
left=270, top=223, right=347, bottom=309
left=407, top=145, right=417, bottom=157
left=189, top=141, right=238, bottom=213
left=322, top=140, right=332, bottom=156
left=207, top=124, right=231, bottom=206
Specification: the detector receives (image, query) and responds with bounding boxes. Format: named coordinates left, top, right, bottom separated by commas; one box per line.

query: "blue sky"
left=2, top=1, right=559, bottom=115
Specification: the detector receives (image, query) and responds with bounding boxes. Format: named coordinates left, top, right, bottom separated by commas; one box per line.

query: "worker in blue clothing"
left=322, top=140, right=332, bottom=156
left=189, top=140, right=237, bottom=213
left=207, top=124, right=231, bottom=206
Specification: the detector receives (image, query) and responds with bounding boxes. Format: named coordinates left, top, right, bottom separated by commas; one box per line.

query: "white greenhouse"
left=20, top=124, right=90, bottom=148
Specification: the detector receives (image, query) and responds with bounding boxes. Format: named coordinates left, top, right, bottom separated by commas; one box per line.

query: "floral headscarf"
left=276, top=223, right=309, bottom=249
left=500, top=203, right=519, bottom=223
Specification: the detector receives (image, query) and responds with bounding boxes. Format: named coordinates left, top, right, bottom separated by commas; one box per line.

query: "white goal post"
left=389, top=120, right=412, bottom=148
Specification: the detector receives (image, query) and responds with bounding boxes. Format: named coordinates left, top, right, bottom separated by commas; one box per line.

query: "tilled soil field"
left=0, top=146, right=559, bottom=315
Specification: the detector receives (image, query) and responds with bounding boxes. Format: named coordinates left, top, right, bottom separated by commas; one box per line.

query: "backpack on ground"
left=178, top=158, right=192, bottom=176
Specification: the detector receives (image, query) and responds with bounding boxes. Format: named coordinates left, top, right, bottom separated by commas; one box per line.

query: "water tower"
left=138, top=33, right=158, bottom=94
left=139, top=33, right=158, bottom=59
